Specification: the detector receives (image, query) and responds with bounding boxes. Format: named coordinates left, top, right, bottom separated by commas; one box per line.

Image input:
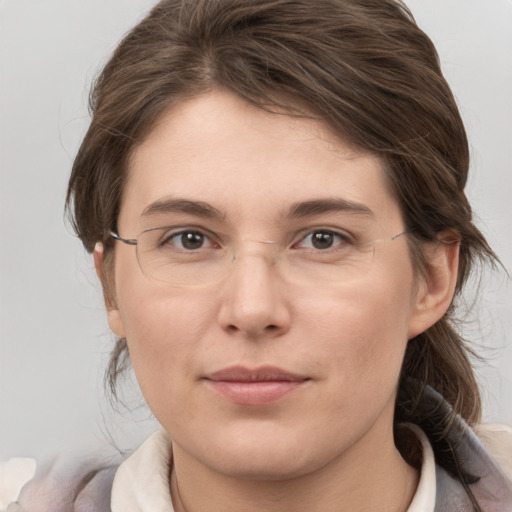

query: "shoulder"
left=473, top=423, right=512, bottom=479
left=0, top=431, right=170, bottom=512
left=405, top=421, right=512, bottom=511
left=433, top=422, right=512, bottom=511
left=0, top=458, right=36, bottom=510
left=1, top=455, right=118, bottom=512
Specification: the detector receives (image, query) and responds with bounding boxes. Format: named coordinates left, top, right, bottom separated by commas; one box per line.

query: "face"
left=103, top=89, right=440, bottom=480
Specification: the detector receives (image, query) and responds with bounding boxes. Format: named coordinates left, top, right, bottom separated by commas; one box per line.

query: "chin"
left=195, top=424, right=335, bottom=481
left=211, top=451, right=313, bottom=482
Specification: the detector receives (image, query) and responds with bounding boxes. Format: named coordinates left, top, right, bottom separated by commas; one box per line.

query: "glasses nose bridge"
left=233, top=238, right=280, bottom=266
left=223, top=239, right=284, bottom=298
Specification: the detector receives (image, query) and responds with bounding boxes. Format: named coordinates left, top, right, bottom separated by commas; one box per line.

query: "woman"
left=3, top=0, right=512, bottom=510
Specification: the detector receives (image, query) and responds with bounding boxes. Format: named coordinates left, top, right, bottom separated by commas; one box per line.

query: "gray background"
left=1, top=0, right=511, bottom=460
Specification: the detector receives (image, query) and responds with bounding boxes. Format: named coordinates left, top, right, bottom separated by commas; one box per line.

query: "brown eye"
left=311, top=231, right=335, bottom=249
left=166, top=230, right=208, bottom=250
left=295, top=230, right=349, bottom=251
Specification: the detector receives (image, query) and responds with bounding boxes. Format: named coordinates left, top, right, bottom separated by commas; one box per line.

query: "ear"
left=407, top=234, right=460, bottom=339
left=93, top=242, right=126, bottom=338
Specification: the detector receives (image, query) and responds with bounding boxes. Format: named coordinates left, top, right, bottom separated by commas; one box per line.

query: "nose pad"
left=230, top=239, right=280, bottom=265
left=217, top=241, right=290, bottom=339
left=235, top=239, right=280, bottom=265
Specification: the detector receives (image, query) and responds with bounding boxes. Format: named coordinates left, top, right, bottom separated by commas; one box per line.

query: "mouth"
left=204, top=366, right=310, bottom=405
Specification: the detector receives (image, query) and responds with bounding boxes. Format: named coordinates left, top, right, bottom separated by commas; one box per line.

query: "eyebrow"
left=286, top=198, right=374, bottom=219
left=141, top=198, right=224, bottom=220
left=140, top=197, right=373, bottom=222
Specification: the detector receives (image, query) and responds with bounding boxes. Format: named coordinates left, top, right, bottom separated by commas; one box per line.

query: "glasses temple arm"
left=110, top=231, right=138, bottom=245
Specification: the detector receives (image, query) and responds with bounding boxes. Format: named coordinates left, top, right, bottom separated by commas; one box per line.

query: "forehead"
left=120, top=89, right=402, bottom=230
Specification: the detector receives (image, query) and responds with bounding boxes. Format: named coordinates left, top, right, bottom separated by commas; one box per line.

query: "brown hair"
left=66, top=0, right=496, bottom=496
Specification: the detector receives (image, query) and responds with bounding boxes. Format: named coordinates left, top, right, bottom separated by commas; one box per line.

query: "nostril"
left=226, top=323, right=281, bottom=337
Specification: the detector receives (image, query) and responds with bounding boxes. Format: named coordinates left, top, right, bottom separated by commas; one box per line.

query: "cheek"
left=112, top=247, right=209, bottom=360
left=122, top=292, right=208, bottom=358
left=114, top=277, right=217, bottom=411
left=301, top=267, right=416, bottom=392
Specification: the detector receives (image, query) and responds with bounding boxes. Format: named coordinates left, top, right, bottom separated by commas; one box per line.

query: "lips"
left=204, top=366, right=309, bottom=405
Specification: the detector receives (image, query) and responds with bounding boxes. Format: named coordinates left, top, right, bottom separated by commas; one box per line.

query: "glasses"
left=110, top=226, right=408, bottom=287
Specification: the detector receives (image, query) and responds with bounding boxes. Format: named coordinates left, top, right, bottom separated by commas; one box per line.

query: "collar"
left=111, top=430, right=175, bottom=512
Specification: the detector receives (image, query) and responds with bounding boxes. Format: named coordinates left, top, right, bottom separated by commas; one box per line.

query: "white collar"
left=111, top=429, right=175, bottom=512
left=111, top=427, right=437, bottom=512
left=404, top=424, right=436, bottom=512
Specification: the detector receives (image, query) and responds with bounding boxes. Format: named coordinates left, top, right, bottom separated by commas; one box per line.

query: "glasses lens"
left=135, top=228, right=406, bottom=287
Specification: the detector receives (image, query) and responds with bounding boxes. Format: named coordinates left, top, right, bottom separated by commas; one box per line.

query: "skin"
left=95, top=89, right=459, bottom=512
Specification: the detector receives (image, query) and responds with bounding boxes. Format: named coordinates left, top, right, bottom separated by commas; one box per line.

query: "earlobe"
left=407, top=234, right=460, bottom=339
left=93, top=242, right=127, bottom=338
left=107, top=308, right=127, bottom=339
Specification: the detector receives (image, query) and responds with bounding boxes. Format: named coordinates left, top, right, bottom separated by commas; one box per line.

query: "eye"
left=164, top=230, right=215, bottom=250
left=295, top=230, right=349, bottom=250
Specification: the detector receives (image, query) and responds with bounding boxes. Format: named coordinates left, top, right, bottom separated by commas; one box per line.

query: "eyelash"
left=293, top=229, right=352, bottom=251
left=159, top=229, right=219, bottom=250
left=158, top=228, right=352, bottom=251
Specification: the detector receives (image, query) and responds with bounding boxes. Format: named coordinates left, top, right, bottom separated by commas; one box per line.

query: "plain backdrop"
left=1, top=0, right=511, bottom=460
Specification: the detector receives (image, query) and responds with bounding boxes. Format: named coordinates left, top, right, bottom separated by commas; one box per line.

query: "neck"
left=169, top=421, right=419, bottom=512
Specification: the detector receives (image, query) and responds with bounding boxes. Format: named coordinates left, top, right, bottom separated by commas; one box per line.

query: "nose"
left=217, top=250, right=291, bottom=340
